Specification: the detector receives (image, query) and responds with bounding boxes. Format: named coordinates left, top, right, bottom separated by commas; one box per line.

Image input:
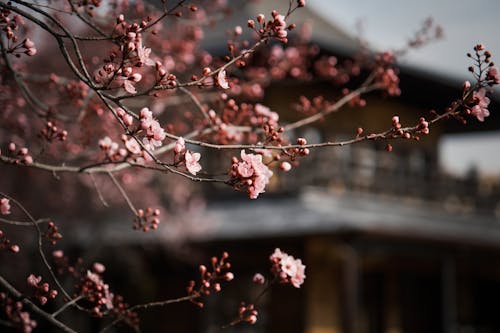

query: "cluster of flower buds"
left=5, top=142, right=33, bottom=165
left=133, top=207, right=160, bottom=232
left=269, top=248, right=306, bottom=288
left=391, top=116, right=411, bottom=139
left=249, top=5, right=303, bottom=44
left=372, top=52, right=401, bottom=96
left=230, top=150, right=274, bottom=199
left=39, top=121, right=68, bottom=142
left=0, top=293, right=37, bottom=332
left=463, top=45, right=499, bottom=122
left=288, top=137, right=310, bottom=159
left=416, top=117, right=430, bottom=134
left=186, top=252, right=234, bottom=308
left=294, top=95, right=331, bottom=116
left=44, top=221, right=62, bottom=246
left=79, top=264, right=114, bottom=317
left=237, top=302, right=259, bottom=325
left=0, top=9, right=37, bottom=57
left=14, top=38, right=37, bottom=57
left=26, top=274, right=58, bottom=305
left=0, top=229, right=19, bottom=253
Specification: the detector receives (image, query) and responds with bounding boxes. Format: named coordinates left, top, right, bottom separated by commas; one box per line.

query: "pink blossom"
left=253, top=273, right=265, bottom=284
left=290, top=259, right=306, bottom=288
left=471, top=88, right=490, bottom=122
left=86, top=271, right=114, bottom=310
left=239, top=150, right=273, bottom=199
left=487, top=66, right=500, bottom=84
left=125, top=138, right=141, bottom=155
left=280, top=161, right=292, bottom=172
left=185, top=150, right=202, bottom=175
left=217, top=69, right=230, bottom=89
left=27, top=274, right=42, bottom=287
left=137, top=45, right=155, bottom=67
left=93, top=262, right=106, bottom=273
left=237, top=161, right=254, bottom=178
left=1, top=197, right=11, bottom=215
left=140, top=107, right=166, bottom=149
left=269, top=248, right=306, bottom=288
left=174, top=137, right=185, bottom=154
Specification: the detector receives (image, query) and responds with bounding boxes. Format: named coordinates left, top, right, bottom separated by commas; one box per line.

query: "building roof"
left=73, top=188, right=500, bottom=249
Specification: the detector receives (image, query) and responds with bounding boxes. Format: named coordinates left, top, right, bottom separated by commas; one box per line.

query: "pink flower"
left=93, top=262, right=106, bottom=274
left=234, top=150, right=273, bottom=199
left=290, top=259, right=306, bottom=288
left=252, top=273, right=265, bottom=285
left=280, top=161, right=292, bottom=172
left=140, top=107, right=166, bottom=149
left=269, top=248, right=306, bottom=288
left=125, top=138, right=141, bottom=155
left=487, top=66, right=500, bottom=84
left=240, top=150, right=273, bottom=199
left=1, top=198, right=11, bottom=215
left=174, top=137, right=185, bottom=154
left=137, top=45, right=155, bottom=67
left=217, top=69, right=230, bottom=89
left=237, top=161, right=254, bottom=178
left=185, top=150, right=202, bottom=175
left=471, top=88, right=490, bottom=122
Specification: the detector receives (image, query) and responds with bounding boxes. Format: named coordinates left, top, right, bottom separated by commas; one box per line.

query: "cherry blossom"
left=234, top=150, right=274, bottom=199
left=185, top=151, right=202, bottom=175
left=471, top=88, right=490, bottom=122
left=0, top=198, right=10, bottom=215
left=217, top=69, right=230, bottom=89
left=269, top=248, right=306, bottom=288
left=140, top=107, right=166, bottom=150
left=487, top=66, right=500, bottom=85
left=174, top=137, right=186, bottom=154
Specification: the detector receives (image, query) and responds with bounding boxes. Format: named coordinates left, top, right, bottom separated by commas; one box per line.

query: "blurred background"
left=2, top=1, right=500, bottom=332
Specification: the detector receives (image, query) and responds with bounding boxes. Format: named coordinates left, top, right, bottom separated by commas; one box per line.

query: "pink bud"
left=252, top=273, right=265, bottom=285
left=280, top=162, right=292, bottom=172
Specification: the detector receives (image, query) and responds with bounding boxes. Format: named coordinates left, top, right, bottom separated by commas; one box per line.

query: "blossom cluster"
left=173, top=137, right=202, bottom=176
left=0, top=293, right=37, bottom=333
left=26, top=274, right=58, bottom=305
left=269, top=248, right=306, bottom=288
left=230, top=150, right=274, bottom=199
left=3, top=143, right=33, bottom=165
left=186, top=252, right=234, bottom=308
left=133, top=207, right=160, bottom=232
left=79, top=264, right=114, bottom=317
left=140, top=107, right=166, bottom=150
